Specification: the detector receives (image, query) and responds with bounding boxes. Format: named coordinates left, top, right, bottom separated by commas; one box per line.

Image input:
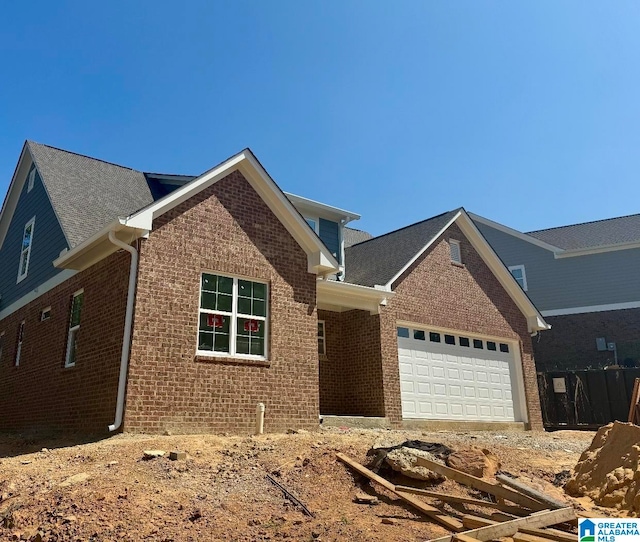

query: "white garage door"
left=398, top=326, right=520, bottom=422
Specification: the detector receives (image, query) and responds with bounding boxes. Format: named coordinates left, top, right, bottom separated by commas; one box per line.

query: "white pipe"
left=107, top=230, right=139, bottom=432
left=255, top=403, right=265, bottom=435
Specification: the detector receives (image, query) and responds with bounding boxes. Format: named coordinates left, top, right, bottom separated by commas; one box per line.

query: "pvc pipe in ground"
left=256, top=403, right=265, bottom=435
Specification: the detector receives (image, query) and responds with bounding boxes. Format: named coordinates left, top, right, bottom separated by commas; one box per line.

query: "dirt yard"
left=0, top=426, right=611, bottom=541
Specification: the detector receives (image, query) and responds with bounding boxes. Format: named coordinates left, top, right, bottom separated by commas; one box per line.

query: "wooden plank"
left=335, top=452, right=463, bottom=532
left=513, top=532, right=557, bottom=542
left=496, top=475, right=567, bottom=510
left=394, top=486, right=530, bottom=515
left=413, top=456, right=547, bottom=511
left=428, top=507, right=576, bottom=542
left=628, top=378, right=640, bottom=423
left=453, top=535, right=482, bottom=542
left=464, top=514, right=577, bottom=542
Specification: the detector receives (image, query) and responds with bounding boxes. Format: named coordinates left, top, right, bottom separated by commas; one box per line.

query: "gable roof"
left=527, top=213, right=640, bottom=251
left=343, top=226, right=373, bottom=248
left=28, top=141, right=154, bottom=248
left=345, top=210, right=460, bottom=287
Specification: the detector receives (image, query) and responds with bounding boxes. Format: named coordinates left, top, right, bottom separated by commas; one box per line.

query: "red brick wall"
left=125, top=170, right=319, bottom=434
left=533, top=308, right=640, bottom=371
left=381, top=223, right=543, bottom=429
left=318, top=309, right=385, bottom=416
left=0, top=252, right=129, bottom=433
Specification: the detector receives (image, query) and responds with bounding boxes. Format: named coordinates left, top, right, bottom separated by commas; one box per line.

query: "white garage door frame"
left=396, top=320, right=529, bottom=424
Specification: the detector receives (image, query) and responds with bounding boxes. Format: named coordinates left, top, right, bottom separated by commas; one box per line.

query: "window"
left=318, top=320, right=326, bottom=355
left=473, top=339, right=484, bottom=349
left=198, top=273, right=268, bottom=358
left=499, top=343, right=510, bottom=353
left=397, top=327, right=409, bottom=338
left=459, top=337, right=470, bottom=347
left=508, top=265, right=528, bottom=291
left=429, top=332, right=441, bottom=343
left=487, top=341, right=497, bottom=351
left=413, top=329, right=426, bottom=341
left=27, top=168, right=36, bottom=193
left=0, top=332, right=4, bottom=363
left=449, top=239, right=462, bottom=264
left=65, top=290, right=84, bottom=367
left=444, top=334, right=455, bottom=345
left=15, top=321, right=24, bottom=366
left=40, top=307, right=51, bottom=321
left=17, top=217, right=35, bottom=283
left=305, top=218, right=317, bottom=232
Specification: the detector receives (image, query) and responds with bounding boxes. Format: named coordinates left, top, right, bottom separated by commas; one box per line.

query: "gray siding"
left=319, top=218, right=340, bottom=263
left=0, top=166, right=69, bottom=310
left=476, top=222, right=640, bottom=311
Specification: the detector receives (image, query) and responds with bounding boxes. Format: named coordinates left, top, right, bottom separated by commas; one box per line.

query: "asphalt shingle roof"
left=344, top=209, right=460, bottom=287
left=28, top=141, right=154, bottom=248
left=527, top=214, right=640, bottom=251
left=343, top=227, right=373, bottom=248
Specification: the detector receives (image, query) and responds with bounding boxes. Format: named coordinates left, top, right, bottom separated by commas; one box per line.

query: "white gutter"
left=107, top=230, right=139, bottom=432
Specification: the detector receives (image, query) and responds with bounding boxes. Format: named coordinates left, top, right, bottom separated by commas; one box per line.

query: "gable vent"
left=449, top=239, right=462, bottom=264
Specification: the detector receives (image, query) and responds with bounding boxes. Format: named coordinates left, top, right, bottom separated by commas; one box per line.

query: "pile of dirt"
left=566, top=421, right=640, bottom=511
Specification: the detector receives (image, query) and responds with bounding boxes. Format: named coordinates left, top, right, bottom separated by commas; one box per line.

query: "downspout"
left=107, top=230, right=139, bottom=432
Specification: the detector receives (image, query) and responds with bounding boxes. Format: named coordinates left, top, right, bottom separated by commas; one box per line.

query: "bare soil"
left=0, top=426, right=614, bottom=541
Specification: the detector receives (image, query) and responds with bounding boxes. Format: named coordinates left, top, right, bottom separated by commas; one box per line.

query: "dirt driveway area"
left=0, top=426, right=609, bottom=541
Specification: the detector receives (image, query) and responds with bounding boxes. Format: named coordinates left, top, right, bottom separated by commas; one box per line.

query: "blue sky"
left=1, top=1, right=639, bottom=236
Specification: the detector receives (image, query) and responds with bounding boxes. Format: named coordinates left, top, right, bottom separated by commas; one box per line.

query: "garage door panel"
left=447, top=368, right=460, bottom=379
left=416, top=365, right=430, bottom=377
left=462, top=370, right=475, bottom=381
left=433, top=383, right=447, bottom=396
left=464, top=386, right=476, bottom=397
left=416, top=382, right=431, bottom=394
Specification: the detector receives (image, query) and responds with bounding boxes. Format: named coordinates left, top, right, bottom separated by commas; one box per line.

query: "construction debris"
left=384, top=447, right=446, bottom=482
left=354, top=492, right=379, bottom=505
left=496, top=474, right=568, bottom=509
left=266, top=473, right=314, bottom=517
left=143, top=450, right=166, bottom=460
left=446, top=448, right=500, bottom=478
left=566, top=420, right=640, bottom=511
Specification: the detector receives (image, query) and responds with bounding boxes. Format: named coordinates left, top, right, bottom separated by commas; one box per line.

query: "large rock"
left=384, top=447, right=445, bottom=482
left=446, top=447, right=501, bottom=478
left=566, top=421, right=640, bottom=511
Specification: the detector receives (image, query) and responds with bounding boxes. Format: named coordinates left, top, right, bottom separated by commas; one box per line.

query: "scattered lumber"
left=266, top=474, right=314, bottom=517
left=428, top=507, right=576, bottom=542
left=463, top=514, right=577, bottom=542
left=413, top=456, right=547, bottom=511
left=335, top=452, right=463, bottom=531
left=496, top=474, right=567, bottom=510
left=394, top=485, right=531, bottom=516
left=453, top=534, right=482, bottom=542
left=513, top=533, right=556, bottom=542
left=628, top=378, right=640, bottom=424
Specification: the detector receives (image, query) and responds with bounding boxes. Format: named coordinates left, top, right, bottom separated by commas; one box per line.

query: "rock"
left=169, top=451, right=186, bottom=461
left=189, top=509, right=202, bottom=522
left=58, top=472, right=90, bottom=487
left=107, top=461, right=118, bottom=467
left=382, top=518, right=399, bottom=525
left=143, top=450, right=166, bottom=460
left=354, top=492, right=379, bottom=505
left=384, top=447, right=445, bottom=482
left=163, top=430, right=172, bottom=436
left=63, top=515, right=77, bottom=523
left=446, top=448, right=500, bottom=478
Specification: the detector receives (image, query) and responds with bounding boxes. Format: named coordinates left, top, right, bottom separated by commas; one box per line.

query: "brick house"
left=0, top=141, right=549, bottom=434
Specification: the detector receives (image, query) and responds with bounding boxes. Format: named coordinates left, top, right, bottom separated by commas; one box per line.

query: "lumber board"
left=463, top=514, right=577, bottom=542
left=453, top=535, right=482, bottom=542
left=427, top=507, right=576, bottom=542
left=514, top=532, right=557, bottom=542
left=335, top=452, right=463, bottom=531
left=395, top=486, right=530, bottom=515
left=413, top=456, right=547, bottom=511
left=629, top=378, right=640, bottom=423
left=496, top=475, right=567, bottom=510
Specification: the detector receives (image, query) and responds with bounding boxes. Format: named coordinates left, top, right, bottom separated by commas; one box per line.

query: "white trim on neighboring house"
left=0, top=142, right=29, bottom=249
left=16, top=216, right=36, bottom=283
left=0, top=269, right=78, bottom=321
left=54, top=150, right=340, bottom=276
left=541, top=301, right=640, bottom=317
left=384, top=211, right=462, bottom=288
left=554, top=240, right=640, bottom=259
left=508, top=264, right=528, bottom=291
left=27, top=168, right=36, bottom=193
left=468, top=212, right=563, bottom=253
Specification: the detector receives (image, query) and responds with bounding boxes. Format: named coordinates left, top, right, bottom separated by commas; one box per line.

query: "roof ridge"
left=528, top=212, right=640, bottom=234
left=28, top=140, right=141, bottom=173
left=347, top=208, right=461, bottom=248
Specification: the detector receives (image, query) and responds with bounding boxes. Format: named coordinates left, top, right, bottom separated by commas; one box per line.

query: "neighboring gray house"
left=471, top=213, right=640, bottom=371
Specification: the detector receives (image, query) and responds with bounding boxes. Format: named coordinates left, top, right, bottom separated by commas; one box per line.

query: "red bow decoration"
left=207, top=314, right=224, bottom=328
left=244, top=319, right=260, bottom=333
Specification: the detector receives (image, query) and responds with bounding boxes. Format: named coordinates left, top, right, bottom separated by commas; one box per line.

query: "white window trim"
left=318, top=320, right=326, bottom=356
left=65, top=289, right=84, bottom=368
left=449, top=239, right=462, bottom=264
left=15, top=321, right=24, bottom=367
left=40, top=306, right=52, bottom=321
left=17, top=216, right=36, bottom=283
left=304, top=216, right=320, bottom=235
left=197, top=273, right=269, bottom=360
left=27, top=168, right=36, bottom=193
left=508, top=264, right=528, bottom=292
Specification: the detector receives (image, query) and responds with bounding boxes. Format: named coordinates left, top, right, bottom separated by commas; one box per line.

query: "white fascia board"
left=0, top=143, right=30, bottom=249
left=285, top=192, right=361, bottom=224
left=123, top=150, right=339, bottom=276
left=554, top=241, right=640, bottom=259
left=541, top=301, right=640, bottom=317
left=317, top=279, right=393, bottom=315
left=468, top=212, right=562, bottom=253
left=384, top=211, right=462, bottom=289
left=455, top=212, right=550, bottom=333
